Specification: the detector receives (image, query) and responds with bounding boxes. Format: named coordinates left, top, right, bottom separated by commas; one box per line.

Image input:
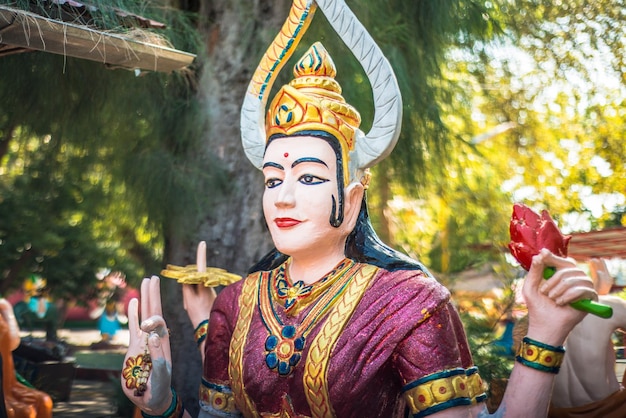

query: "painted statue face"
left=262, top=136, right=351, bottom=259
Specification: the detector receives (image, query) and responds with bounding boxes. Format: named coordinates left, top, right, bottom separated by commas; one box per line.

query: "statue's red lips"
left=275, top=218, right=301, bottom=228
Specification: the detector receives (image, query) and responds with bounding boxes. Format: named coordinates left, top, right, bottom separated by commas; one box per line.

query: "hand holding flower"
left=508, top=203, right=612, bottom=319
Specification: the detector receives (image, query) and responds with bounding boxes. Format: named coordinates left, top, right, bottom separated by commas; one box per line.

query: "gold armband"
left=194, top=319, right=209, bottom=347
left=515, top=336, right=565, bottom=374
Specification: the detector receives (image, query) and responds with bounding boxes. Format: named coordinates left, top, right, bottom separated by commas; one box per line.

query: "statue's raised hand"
left=182, top=242, right=217, bottom=325
left=121, top=277, right=174, bottom=415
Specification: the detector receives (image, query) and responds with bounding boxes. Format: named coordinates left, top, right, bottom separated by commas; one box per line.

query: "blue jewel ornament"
left=264, top=327, right=306, bottom=376
left=289, top=353, right=301, bottom=366
left=266, top=352, right=279, bottom=369
left=265, top=335, right=278, bottom=350
left=294, top=336, right=305, bottom=350
left=282, top=325, right=296, bottom=339
left=278, top=361, right=290, bottom=375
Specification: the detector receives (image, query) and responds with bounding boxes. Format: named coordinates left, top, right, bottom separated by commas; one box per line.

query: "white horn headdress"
left=240, top=0, right=402, bottom=184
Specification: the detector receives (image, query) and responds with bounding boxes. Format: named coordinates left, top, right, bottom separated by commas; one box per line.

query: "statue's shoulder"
left=369, top=266, right=451, bottom=310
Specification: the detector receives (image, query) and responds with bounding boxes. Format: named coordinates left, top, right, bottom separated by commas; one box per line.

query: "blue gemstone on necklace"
left=266, top=352, right=279, bottom=369
left=265, top=335, right=278, bottom=350
left=278, top=361, right=290, bottom=375
left=289, top=353, right=301, bottom=366
left=294, top=336, right=305, bottom=350
left=282, top=325, right=296, bottom=339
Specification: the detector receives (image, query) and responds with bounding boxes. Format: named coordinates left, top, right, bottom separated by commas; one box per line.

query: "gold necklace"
left=258, top=259, right=359, bottom=376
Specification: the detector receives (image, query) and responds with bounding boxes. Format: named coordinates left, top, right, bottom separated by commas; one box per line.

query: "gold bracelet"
left=515, top=336, right=565, bottom=374
left=194, top=319, right=209, bottom=347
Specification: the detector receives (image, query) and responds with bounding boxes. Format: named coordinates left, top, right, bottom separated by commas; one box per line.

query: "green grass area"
left=73, top=350, right=125, bottom=370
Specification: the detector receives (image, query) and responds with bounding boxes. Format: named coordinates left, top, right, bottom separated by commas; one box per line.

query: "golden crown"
left=241, top=0, right=402, bottom=184
left=266, top=42, right=361, bottom=157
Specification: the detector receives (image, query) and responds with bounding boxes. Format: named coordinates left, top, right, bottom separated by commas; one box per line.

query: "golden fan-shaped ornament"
left=160, top=264, right=242, bottom=287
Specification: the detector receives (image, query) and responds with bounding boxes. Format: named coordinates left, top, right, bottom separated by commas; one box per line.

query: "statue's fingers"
left=141, top=278, right=152, bottom=321
left=540, top=250, right=576, bottom=270
left=148, top=276, right=163, bottom=317
left=127, top=298, right=142, bottom=342
left=560, top=285, right=597, bottom=306
left=525, top=250, right=549, bottom=293
left=551, top=275, right=596, bottom=305
left=148, top=276, right=173, bottom=360
left=141, top=315, right=168, bottom=338
left=141, top=314, right=171, bottom=366
left=197, top=241, right=207, bottom=273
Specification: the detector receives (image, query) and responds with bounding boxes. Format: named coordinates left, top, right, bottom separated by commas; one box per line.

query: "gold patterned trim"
left=303, top=264, right=378, bottom=418
left=199, top=379, right=239, bottom=415
left=403, top=367, right=486, bottom=417
left=247, top=0, right=316, bottom=100
left=272, top=258, right=356, bottom=316
left=259, top=259, right=362, bottom=376
left=229, top=274, right=261, bottom=417
left=515, top=336, right=565, bottom=374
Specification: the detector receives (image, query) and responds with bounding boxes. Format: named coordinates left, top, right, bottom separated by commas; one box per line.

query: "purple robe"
left=201, top=261, right=485, bottom=417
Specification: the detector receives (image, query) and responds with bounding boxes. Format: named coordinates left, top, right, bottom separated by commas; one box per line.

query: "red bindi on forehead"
left=284, top=152, right=289, bottom=158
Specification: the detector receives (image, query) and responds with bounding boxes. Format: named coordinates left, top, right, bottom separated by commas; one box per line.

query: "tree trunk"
left=161, top=0, right=289, bottom=413
left=374, top=161, right=394, bottom=246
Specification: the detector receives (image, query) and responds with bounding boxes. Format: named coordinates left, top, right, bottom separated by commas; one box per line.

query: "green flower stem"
left=543, top=267, right=613, bottom=319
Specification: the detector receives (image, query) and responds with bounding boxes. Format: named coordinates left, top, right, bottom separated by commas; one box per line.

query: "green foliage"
left=0, top=47, right=222, bottom=296
left=361, top=0, right=625, bottom=268
left=461, top=311, right=515, bottom=386
left=0, top=131, right=135, bottom=298
left=457, top=0, right=626, bottom=230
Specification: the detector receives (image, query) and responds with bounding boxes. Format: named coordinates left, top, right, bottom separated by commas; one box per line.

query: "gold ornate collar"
left=272, top=258, right=355, bottom=316
left=259, top=258, right=360, bottom=376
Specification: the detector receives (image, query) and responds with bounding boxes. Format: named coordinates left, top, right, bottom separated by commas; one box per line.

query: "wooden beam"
left=569, top=227, right=626, bottom=261
left=0, top=6, right=195, bottom=73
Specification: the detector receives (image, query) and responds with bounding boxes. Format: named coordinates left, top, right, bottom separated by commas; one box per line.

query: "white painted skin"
left=261, top=136, right=363, bottom=285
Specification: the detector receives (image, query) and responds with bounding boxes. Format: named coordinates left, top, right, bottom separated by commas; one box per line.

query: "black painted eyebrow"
left=262, top=162, right=284, bottom=170
left=291, top=157, right=328, bottom=168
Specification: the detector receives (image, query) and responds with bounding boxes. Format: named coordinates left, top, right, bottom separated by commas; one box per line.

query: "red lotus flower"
left=507, top=203, right=612, bottom=319
left=508, top=203, right=571, bottom=271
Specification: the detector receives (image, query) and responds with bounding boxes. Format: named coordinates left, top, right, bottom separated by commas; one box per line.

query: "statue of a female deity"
left=121, top=1, right=597, bottom=417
